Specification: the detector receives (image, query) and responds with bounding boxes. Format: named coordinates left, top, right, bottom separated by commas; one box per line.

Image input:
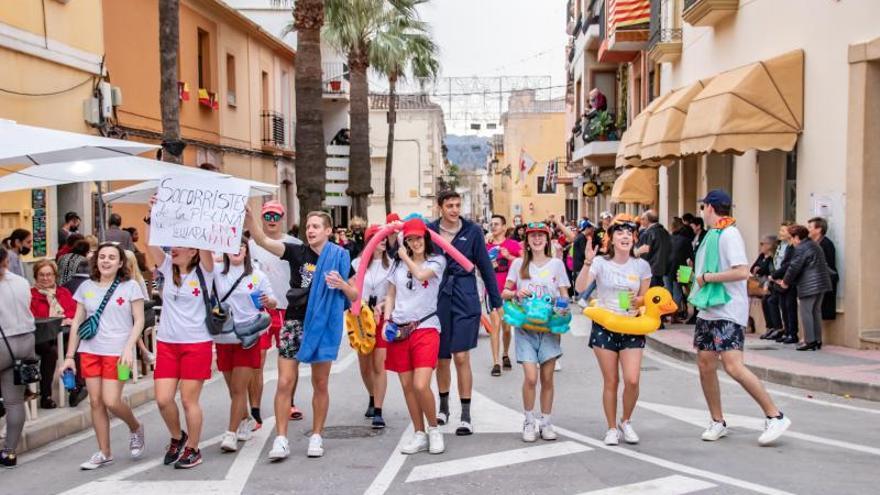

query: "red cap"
left=402, top=218, right=427, bottom=238
left=386, top=213, right=401, bottom=224
left=365, top=224, right=382, bottom=243
left=261, top=201, right=285, bottom=216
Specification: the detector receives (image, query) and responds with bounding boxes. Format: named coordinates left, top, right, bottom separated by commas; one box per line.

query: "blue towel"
left=297, top=242, right=351, bottom=364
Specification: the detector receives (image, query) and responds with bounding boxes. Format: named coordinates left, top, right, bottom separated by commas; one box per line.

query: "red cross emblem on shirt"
left=116, top=297, right=125, bottom=306
left=247, top=283, right=254, bottom=290
left=192, top=287, right=200, bottom=297
left=421, top=280, right=429, bottom=289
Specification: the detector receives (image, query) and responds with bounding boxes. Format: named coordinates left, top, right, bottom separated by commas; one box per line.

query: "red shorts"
left=374, top=318, right=388, bottom=350
left=154, top=341, right=213, bottom=380
left=385, top=328, right=439, bottom=373
left=80, top=353, right=119, bottom=380
left=260, top=309, right=286, bottom=351
left=216, top=343, right=261, bottom=372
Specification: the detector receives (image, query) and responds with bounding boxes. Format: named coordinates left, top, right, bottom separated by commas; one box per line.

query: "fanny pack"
left=0, top=324, right=40, bottom=386
left=386, top=312, right=436, bottom=342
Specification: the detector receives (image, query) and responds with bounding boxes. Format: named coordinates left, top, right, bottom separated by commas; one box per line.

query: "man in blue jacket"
left=428, top=190, right=503, bottom=435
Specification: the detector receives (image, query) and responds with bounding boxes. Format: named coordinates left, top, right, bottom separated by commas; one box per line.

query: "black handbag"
left=0, top=324, right=40, bottom=386
left=195, top=266, right=225, bottom=336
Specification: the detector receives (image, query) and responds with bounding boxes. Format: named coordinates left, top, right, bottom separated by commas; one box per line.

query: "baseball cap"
left=699, top=189, right=732, bottom=208
left=525, top=222, right=551, bottom=236
left=261, top=201, right=286, bottom=216
left=364, top=224, right=382, bottom=243
left=386, top=213, right=401, bottom=224
left=402, top=218, right=427, bottom=238
left=578, top=219, right=595, bottom=231
left=600, top=211, right=613, bottom=220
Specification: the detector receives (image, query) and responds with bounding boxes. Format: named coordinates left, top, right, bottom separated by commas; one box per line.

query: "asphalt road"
left=6, top=313, right=880, bottom=495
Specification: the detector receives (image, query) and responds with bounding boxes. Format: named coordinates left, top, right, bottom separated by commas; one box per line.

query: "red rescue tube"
left=426, top=229, right=475, bottom=273
left=351, top=223, right=400, bottom=315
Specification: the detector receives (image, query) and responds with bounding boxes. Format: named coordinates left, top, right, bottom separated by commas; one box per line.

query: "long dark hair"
left=89, top=243, right=131, bottom=282
left=403, top=233, right=436, bottom=259
left=172, top=249, right=200, bottom=287
left=222, top=241, right=254, bottom=275
left=520, top=231, right=551, bottom=280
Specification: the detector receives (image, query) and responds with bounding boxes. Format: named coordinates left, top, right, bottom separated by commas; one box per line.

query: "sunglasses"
left=263, top=213, right=283, bottom=222
left=610, top=221, right=638, bottom=232
left=406, top=271, right=414, bottom=291
left=527, top=222, right=548, bottom=229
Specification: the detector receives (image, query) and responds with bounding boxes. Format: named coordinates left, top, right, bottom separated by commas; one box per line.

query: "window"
left=261, top=71, right=269, bottom=110
left=537, top=177, right=557, bottom=194
left=197, top=29, right=211, bottom=90
left=226, top=54, right=236, bottom=106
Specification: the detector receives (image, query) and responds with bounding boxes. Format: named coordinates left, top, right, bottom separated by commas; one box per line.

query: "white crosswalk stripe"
left=575, top=475, right=716, bottom=495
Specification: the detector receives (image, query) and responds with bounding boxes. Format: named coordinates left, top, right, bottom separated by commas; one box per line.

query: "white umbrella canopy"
left=0, top=119, right=159, bottom=165
left=104, top=176, right=278, bottom=204
left=0, top=156, right=229, bottom=193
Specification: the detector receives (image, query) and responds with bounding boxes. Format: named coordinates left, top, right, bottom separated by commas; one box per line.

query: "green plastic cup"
left=617, top=291, right=631, bottom=311
left=677, top=265, right=693, bottom=284
left=117, top=361, right=131, bottom=381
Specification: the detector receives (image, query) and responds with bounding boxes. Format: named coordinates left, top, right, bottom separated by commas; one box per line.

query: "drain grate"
left=307, top=426, right=383, bottom=439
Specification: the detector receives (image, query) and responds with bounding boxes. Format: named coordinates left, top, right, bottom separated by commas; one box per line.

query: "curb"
left=16, top=378, right=156, bottom=454
left=646, top=335, right=880, bottom=403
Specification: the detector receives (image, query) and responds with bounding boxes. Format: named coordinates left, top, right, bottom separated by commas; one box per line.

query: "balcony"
left=683, top=0, right=739, bottom=27
left=597, top=0, right=651, bottom=63
left=322, top=62, right=350, bottom=99
left=648, top=28, right=683, bottom=63
left=261, top=111, right=294, bottom=153
left=325, top=145, right=351, bottom=207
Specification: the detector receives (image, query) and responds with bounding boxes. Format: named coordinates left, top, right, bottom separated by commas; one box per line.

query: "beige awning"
left=610, top=167, right=658, bottom=205
left=680, top=49, right=804, bottom=156
left=639, top=79, right=711, bottom=162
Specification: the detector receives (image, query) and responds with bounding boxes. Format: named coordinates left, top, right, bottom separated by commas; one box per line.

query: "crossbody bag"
left=77, top=278, right=121, bottom=340
left=0, top=324, right=40, bottom=386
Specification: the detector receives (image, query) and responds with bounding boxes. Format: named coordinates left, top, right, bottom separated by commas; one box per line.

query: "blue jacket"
left=297, top=242, right=351, bottom=364
left=428, top=218, right=503, bottom=312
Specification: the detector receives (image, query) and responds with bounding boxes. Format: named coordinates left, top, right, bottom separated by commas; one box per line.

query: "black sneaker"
left=173, top=447, right=202, bottom=469
left=69, top=387, right=88, bottom=407
left=0, top=449, right=16, bottom=468
left=502, top=355, right=512, bottom=370
left=372, top=414, right=386, bottom=429
left=163, top=431, right=188, bottom=465
left=491, top=364, right=501, bottom=377
left=364, top=405, right=375, bottom=418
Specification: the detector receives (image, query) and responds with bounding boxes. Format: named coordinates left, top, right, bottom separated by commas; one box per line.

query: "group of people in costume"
left=48, top=188, right=790, bottom=471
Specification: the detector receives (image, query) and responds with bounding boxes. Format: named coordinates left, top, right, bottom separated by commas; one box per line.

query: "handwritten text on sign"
left=149, top=175, right=250, bottom=254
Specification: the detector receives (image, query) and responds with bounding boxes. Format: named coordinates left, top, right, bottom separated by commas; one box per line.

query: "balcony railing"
left=261, top=110, right=288, bottom=150
left=323, top=62, right=350, bottom=95
left=650, top=28, right=682, bottom=46
left=648, top=28, right=683, bottom=63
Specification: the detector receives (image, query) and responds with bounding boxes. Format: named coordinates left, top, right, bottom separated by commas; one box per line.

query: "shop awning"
left=639, top=79, right=711, bottom=162
left=620, top=92, right=673, bottom=162
left=680, top=49, right=804, bottom=156
left=610, top=167, right=657, bottom=205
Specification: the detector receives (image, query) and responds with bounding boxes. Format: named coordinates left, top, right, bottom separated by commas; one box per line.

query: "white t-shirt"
left=505, top=257, right=570, bottom=298
left=589, top=256, right=653, bottom=315
left=74, top=279, right=144, bottom=356
left=389, top=255, right=446, bottom=331
left=692, top=226, right=750, bottom=326
left=157, top=255, right=214, bottom=344
left=214, top=265, right=275, bottom=325
left=250, top=235, right=300, bottom=310
left=352, top=257, right=392, bottom=305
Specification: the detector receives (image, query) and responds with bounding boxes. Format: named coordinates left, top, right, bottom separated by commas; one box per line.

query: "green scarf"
left=688, top=221, right=734, bottom=310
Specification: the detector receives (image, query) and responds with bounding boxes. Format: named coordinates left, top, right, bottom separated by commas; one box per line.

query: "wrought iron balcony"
left=683, top=0, right=739, bottom=27
left=648, top=28, right=683, bottom=63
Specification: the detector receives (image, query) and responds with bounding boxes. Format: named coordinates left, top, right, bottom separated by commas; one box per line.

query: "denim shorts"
left=693, top=318, right=745, bottom=352
left=588, top=323, right=646, bottom=352
left=514, top=327, right=562, bottom=365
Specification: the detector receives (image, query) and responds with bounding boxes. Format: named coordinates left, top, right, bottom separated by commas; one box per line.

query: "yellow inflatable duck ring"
left=582, top=286, right=678, bottom=335
left=345, top=305, right=377, bottom=355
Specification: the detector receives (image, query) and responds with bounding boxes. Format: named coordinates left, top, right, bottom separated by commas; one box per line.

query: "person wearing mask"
left=248, top=201, right=304, bottom=428
left=247, top=208, right=353, bottom=460
left=777, top=225, right=832, bottom=351
left=690, top=190, right=790, bottom=445
left=503, top=222, right=569, bottom=443
left=575, top=215, right=651, bottom=446
left=4, top=229, right=32, bottom=278
left=427, top=190, right=503, bottom=436
left=0, top=248, right=37, bottom=468
left=145, top=196, right=216, bottom=469
left=807, top=217, right=838, bottom=320
left=667, top=217, right=695, bottom=322
left=214, top=241, right=276, bottom=452
left=385, top=218, right=446, bottom=455
left=635, top=210, right=671, bottom=289
left=60, top=243, right=145, bottom=470
left=769, top=222, right=798, bottom=344
left=753, top=236, right=784, bottom=339
left=486, top=214, right=521, bottom=376
left=29, top=260, right=77, bottom=409
left=59, top=211, right=81, bottom=247
left=349, top=225, right=392, bottom=428
left=104, top=214, right=134, bottom=252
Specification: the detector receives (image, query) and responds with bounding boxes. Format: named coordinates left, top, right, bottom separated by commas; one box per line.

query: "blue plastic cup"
left=384, top=321, right=399, bottom=342
left=62, top=369, right=76, bottom=390
left=250, top=289, right=264, bottom=310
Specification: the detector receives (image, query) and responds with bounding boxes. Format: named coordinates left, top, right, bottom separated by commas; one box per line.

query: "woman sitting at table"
left=29, top=259, right=77, bottom=409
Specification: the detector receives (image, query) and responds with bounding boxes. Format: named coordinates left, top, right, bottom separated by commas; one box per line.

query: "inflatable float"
left=502, top=295, right=572, bottom=334
left=582, top=286, right=678, bottom=335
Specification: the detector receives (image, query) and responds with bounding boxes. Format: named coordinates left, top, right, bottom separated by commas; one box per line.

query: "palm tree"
left=323, top=0, right=424, bottom=219
left=159, top=0, right=183, bottom=164
left=371, top=28, right=439, bottom=215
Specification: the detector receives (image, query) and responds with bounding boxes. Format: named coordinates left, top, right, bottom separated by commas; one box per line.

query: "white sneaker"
left=267, top=435, right=290, bottom=461
left=427, top=426, right=445, bottom=454
left=540, top=422, right=558, bottom=441
left=758, top=415, right=791, bottom=446
left=554, top=360, right=563, bottom=372
left=129, top=424, right=145, bottom=458
left=307, top=434, right=324, bottom=458
left=401, top=431, right=429, bottom=454
left=522, top=420, right=538, bottom=442
left=236, top=418, right=255, bottom=442
left=701, top=420, right=728, bottom=441
left=220, top=431, right=238, bottom=452
left=80, top=451, right=113, bottom=470
left=437, top=411, right=448, bottom=426
left=618, top=420, right=639, bottom=444
left=603, top=428, right=620, bottom=446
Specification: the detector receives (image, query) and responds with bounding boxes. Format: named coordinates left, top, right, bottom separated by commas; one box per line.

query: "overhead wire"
left=0, top=75, right=96, bottom=97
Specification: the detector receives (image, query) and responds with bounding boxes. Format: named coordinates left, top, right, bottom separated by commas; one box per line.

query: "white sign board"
left=149, top=175, right=250, bottom=254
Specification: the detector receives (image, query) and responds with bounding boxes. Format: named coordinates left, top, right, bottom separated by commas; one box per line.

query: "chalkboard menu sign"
left=31, top=189, right=47, bottom=258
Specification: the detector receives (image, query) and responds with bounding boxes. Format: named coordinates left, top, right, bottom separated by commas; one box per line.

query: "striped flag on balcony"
left=609, top=0, right=650, bottom=28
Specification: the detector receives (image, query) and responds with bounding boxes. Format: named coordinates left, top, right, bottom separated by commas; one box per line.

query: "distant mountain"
left=444, top=135, right=491, bottom=171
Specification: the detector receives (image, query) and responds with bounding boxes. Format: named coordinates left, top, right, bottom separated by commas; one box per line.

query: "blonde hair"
left=83, top=235, right=99, bottom=251
left=32, top=259, right=58, bottom=279
left=124, top=249, right=147, bottom=296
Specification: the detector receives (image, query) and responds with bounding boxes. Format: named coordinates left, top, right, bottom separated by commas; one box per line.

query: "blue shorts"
left=515, top=328, right=562, bottom=365
left=437, top=294, right=481, bottom=359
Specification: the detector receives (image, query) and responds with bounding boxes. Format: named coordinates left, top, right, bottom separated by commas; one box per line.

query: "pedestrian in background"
left=807, top=217, right=838, bottom=320
left=778, top=225, right=832, bottom=351
left=59, top=211, right=81, bottom=247
left=29, top=260, right=76, bottom=410
left=635, top=210, right=671, bottom=289
left=104, top=213, right=134, bottom=251
left=486, top=214, right=521, bottom=376
left=3, top=229, right=32, bottom=278
left=770, top=221, right=798, bottom=344
left=668, top=217, right=694, bottom=323
left=753, top=236, right=784, bottom=339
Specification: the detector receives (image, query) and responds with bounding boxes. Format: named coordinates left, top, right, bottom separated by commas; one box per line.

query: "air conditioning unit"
left=83, top=97, right=100, bottom=125
left=111, top=86, right=123, bottom=107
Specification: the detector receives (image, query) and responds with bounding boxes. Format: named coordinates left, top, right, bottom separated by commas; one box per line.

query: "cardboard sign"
left=148, top=175, right=250, bottom=254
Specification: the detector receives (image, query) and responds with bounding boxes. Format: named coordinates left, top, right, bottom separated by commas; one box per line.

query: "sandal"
left=289, top=406, right=304, bottom=421
left=491, top=364, right=501, bottom=377
left=502, top=355, right=512, bottom=370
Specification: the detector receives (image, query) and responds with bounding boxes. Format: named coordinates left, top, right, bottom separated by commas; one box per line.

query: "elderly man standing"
left=635, top=210, right=672, bottom=288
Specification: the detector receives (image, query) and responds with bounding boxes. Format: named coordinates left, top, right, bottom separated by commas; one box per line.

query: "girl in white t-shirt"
left=60, top=243, right=145, bottom=470
left=574, top=214, right=651, bottom=446
left=145, top=195, right=216, bottom=469
left=349, top=225, right=392, bottom=429
left=502, top=223, right=569, bottom=443
left=214, top=241, right=276, bottom=453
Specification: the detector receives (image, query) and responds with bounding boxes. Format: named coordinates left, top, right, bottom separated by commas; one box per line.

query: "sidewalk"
left=647, top=325, right=880, bottom=402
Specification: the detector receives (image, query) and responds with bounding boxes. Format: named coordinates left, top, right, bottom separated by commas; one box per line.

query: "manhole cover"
left=307, top=426, right=383, bottom=439
left=640, top=366, right=660, bottom=371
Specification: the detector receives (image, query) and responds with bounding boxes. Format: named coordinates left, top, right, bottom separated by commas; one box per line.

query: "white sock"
left=540, top=414, right=552, bottom=426
left=524, top=410, right=535, bottom=423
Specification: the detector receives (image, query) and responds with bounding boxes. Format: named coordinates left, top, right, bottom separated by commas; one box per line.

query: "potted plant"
left=589, top=110, right=615, bottom=141
left=329, top=80, right=342, bottom=92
